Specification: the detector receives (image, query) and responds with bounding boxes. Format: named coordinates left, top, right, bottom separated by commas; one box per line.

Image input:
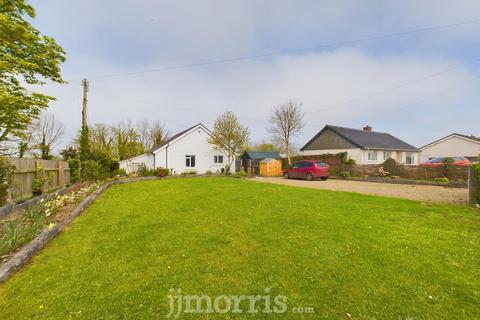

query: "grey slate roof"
left=240, top=151, right=281, bottom=160
left=301, top=125, right=419, bottom=151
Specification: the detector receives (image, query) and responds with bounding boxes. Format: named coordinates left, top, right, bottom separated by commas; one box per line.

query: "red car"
left=420, top=157, right=471, bottom=168
left=283, top=160, right=330, bottom=181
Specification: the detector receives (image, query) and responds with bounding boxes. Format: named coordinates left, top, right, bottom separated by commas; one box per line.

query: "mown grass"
left=0, top=178, right=478, bottom=319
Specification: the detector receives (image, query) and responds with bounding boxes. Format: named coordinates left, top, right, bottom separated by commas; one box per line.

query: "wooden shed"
left=259, top=158, right=283, bottom=177
left=239, top=151, right=281, bottom=175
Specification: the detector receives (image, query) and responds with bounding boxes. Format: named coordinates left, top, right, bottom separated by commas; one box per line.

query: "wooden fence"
left=287, top=154, right=469, bottom=181
left=7, top=157, right=70, bottom=200
left=469, top=166, right=480, bottom=205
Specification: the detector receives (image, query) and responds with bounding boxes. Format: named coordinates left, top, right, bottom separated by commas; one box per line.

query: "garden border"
left=0, top=176, right=160, bottom=283
left=0, top=185, right=74, bottom=220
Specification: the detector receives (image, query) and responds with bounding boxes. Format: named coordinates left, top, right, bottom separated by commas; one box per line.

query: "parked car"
left=283, top=160, right=330, bottom=181
left=420, top=157, right=471, bottom=168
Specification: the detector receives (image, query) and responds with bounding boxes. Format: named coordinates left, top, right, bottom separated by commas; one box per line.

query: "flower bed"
left=0, top=182, right=100, bottom=262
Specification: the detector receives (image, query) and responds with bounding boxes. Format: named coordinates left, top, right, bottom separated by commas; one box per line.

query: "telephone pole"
left=79, top=79, right=90, bottom=161
left=82, top=78, right=89, bottom=128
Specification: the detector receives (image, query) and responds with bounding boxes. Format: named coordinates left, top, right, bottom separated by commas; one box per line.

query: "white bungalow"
left=119, top=123, right=233, bottom=174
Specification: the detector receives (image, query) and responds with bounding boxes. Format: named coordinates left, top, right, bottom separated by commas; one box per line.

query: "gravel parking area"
left=254, top=177, right=468, bottom=204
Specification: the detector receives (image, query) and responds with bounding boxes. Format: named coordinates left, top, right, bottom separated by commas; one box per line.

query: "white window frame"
left=405, top=152, right=415, bottom=165
left=214, top=155, right=224, bottom=164
left=185, top=155, right=196, bottom=168
left=367, top=150, right=378, bottom=161
left=384, top=151, right=392, bottom=160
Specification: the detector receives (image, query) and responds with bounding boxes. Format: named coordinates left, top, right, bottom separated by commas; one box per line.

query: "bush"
left=32, top=166, right=54, bottom=196
left=383, top=158, right=404, bottom=176
left=154, top=167, right=169, bottom=177
left=181, top=170, right=197, bottom=176
left=434, top=177, right=449, bottom=184
left=205, top=170, right=213, bottom=175
left=137, top=164, right=155, bottom=177
left=98, top=157, right=119, bottom=178
left=68, top=159, right=81, bottom=183
left=337, top=152, right=356, bottom=165
left=339, top=171, right=351, bottom=178
left=80, top=160, right=101, bottom=181
left=443, top=157, right=454, bottom=164
left=0, top=157, right=13, bottom=206
left=234, top=170, right=248, bottom=178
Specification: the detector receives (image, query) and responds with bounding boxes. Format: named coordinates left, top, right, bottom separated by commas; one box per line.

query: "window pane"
left=191, top=156, right=196, bottom=167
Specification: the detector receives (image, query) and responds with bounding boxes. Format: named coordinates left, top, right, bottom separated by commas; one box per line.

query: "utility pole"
left=82, top=79, right=89, bottom=128
left=79, top=79, right=90, bottom=161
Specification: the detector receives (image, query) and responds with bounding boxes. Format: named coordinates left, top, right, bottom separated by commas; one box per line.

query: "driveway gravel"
left=254, top=177, right=468, bottom=204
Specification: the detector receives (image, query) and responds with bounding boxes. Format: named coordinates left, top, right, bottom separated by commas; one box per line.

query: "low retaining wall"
left=0, top=176, right=160, bottom=283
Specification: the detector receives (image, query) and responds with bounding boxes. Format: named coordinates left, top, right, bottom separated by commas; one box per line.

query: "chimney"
left=363, top=125, right=372, bottom=132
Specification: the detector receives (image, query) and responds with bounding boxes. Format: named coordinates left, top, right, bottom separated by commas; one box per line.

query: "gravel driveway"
left=254, top=177, right=468, bottom=204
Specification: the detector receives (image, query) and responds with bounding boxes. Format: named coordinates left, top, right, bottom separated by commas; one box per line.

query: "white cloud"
left=27, top=0, right=480, bottom=152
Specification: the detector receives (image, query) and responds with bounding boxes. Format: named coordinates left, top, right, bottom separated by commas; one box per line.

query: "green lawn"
left=0, top=178, right=478, bottom=319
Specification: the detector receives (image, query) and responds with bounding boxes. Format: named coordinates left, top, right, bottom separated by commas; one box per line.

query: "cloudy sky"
left=29, top=0, right=480, bottom=151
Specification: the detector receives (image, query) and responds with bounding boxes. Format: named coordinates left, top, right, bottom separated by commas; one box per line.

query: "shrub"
left=0, top=157, right=14, bottom=206
left=345, top=158, right=356, bottom=165
left=98, top=157, right=119, bottom=178
left=68, top=159, right=81, bottom=183
left=154, top=167, right=169, bottom=177
left=443, top=157, right=454, bottom=164
left=234, top=170, right=248, bottom=178
left=337, top=152, right=356, bottom=165
left=32, top=166, right=54, bottom=196
left=137, top=164, right=155, bottom=177
left=330, top=168, right=338, bottom=175
left=81, top=160, right=101, bottom=181
left=339, top=171, right=351, bottom=178
left=206, top=170, right=213, bottom=175
left=434, top=177, right=449, bottom=184
left=181, top=170, right=197, bottom=176
left=383, top=158, right=404, bottom=176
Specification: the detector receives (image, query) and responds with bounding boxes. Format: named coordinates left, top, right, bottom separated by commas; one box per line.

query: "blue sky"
left=29, top=0, right=480, bottom=150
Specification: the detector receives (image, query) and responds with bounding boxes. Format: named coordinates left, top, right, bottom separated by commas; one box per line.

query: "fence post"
left=468, top=166, right=480, bottom=205
left=58, top=161, right=64, bottom=186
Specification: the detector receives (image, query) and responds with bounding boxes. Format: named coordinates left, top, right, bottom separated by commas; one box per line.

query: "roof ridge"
left=326, top=124, right=390, bottom=135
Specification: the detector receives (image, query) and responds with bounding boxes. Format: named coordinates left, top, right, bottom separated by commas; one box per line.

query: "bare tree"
left=149, top=120, right=169, bottom=149
left=269, top=100, right=305, bottom=165
left=31, top=113, right=64, bottom=159
left=209, top=111, right=250, bottom=173
left=136, top=119, right=169, bottom=150
left=112, top=120, right=144, bottom=160
left=89, top=123, right=114, bottom=158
